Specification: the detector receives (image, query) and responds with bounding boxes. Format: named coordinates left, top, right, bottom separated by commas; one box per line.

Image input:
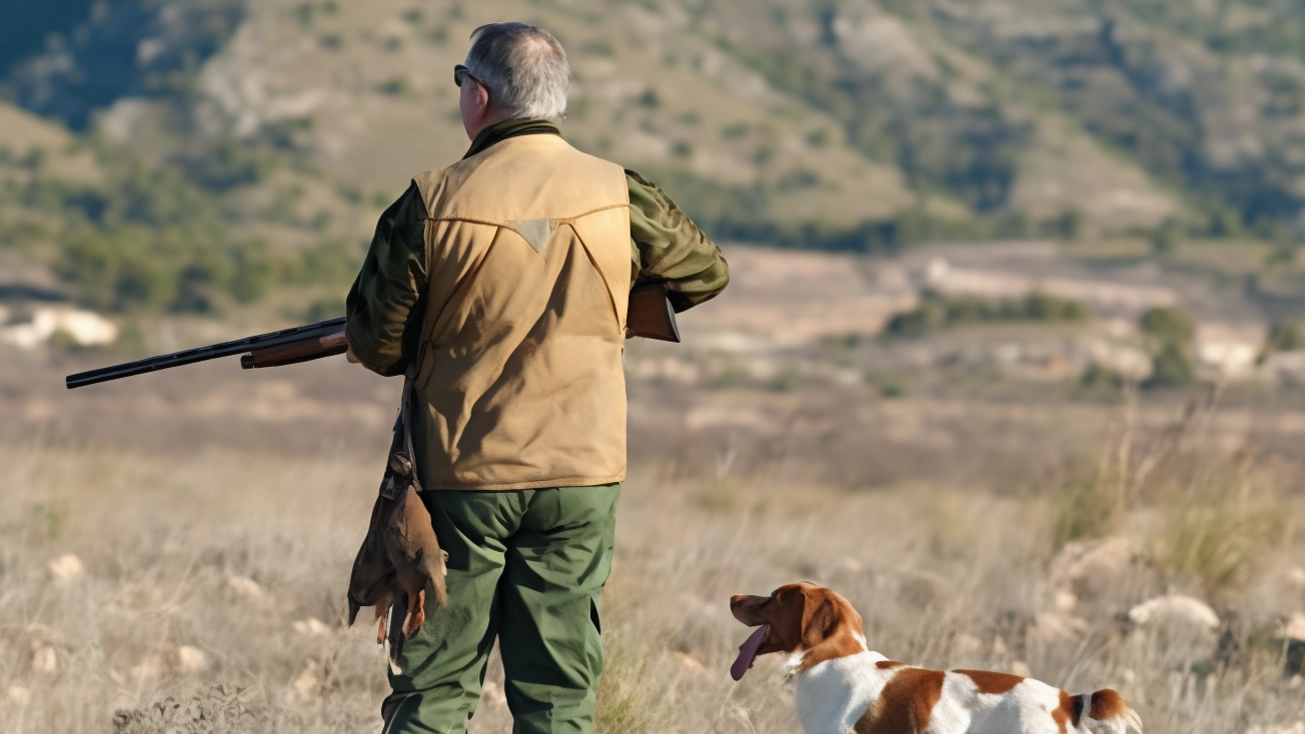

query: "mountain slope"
left=3, top=0, right=1305, bottom=315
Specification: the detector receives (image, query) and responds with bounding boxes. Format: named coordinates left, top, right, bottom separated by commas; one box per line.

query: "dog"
left=730, top=582, right=1142, bottom=734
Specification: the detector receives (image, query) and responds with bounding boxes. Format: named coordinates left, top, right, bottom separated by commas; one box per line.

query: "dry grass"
left=1, top=388, right=1304, bottom=733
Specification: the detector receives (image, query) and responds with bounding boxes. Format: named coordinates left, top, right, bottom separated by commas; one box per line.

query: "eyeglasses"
left=453, top=64, right=482, bottom=89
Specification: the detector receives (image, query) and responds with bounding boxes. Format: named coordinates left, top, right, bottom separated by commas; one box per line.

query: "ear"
left=473, top=83, right=491, bottom=116
left=801, top=592, right=840, bottom=649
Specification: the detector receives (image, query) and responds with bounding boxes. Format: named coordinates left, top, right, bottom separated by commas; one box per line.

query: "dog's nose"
left=729, top=595, right=748, bottom=609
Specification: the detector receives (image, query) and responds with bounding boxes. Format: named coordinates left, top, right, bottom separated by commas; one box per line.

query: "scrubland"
left=2, top=348, right=1303, bottom=734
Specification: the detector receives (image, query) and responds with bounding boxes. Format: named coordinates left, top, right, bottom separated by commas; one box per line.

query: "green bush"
left=884, top=292, right=1089, bottom=337
left=1146, top=342, right=1196, bottom=388
left=1151, top=218, right=1184, bottom=254
left=867, top=371, right=909, bottom=398
left=1265, top=321, right=1303, bottom=354
left=1025, top=292, right=1088, bottom=322
left=378, top=77, right=412, bottom=96
left=1080, top=363, right=1124, bottom=390
left=1138, top=307, right=1199, bottom=389
left=1141, top=307, right=1195, bottom=346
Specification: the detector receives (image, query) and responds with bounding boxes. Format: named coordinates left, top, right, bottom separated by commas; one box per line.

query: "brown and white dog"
left=730, top=582, right=1142, bottom=734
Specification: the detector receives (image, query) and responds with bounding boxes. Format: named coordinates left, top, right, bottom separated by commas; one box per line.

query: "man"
left=344, top=21, right=729, bottom=734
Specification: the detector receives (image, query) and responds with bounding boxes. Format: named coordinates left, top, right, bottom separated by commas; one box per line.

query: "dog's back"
left=852, top=665, right=1143, bottom=734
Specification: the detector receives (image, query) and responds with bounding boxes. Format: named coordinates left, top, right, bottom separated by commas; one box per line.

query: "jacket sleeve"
left=626, top=169, right=730, bottom=312
left=344, top=181, right=430, bottom=377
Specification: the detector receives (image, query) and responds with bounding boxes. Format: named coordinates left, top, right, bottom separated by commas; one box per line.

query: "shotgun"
left=65, top=281, right=679, bottom=389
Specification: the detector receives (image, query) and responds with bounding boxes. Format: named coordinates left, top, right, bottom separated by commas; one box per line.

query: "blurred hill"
left=3, top=0, right=1305, bottom=317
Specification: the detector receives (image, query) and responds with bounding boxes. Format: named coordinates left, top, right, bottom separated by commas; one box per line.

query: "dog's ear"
left=801, top=591, right=840, bottom=649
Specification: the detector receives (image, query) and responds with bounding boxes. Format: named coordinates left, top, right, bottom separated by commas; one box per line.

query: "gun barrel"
left=65, top=284, right=676, bottom=389
left=65, top=318, right=347, bottom=389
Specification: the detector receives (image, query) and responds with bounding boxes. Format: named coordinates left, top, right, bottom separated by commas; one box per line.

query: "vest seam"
left=423, top=203, right=630, bottom=227
left=567, top=222, right=624, bottom=334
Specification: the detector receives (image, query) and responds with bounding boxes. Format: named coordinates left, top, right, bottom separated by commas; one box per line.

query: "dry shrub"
left=1047, top=466, right=1125, bottom=552
left=1047, top=386, right=1295, bottom=590
left=593, top=644, right=656, bottom=734
left=1153, top=475, right=1292, bottom=590
left=113, top=686, right=255, bottom=734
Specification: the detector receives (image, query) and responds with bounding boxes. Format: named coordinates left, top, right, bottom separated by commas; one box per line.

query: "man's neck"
left=463, top=118, right=562, bottom=159
left=464, top=111, right=510, bottom=142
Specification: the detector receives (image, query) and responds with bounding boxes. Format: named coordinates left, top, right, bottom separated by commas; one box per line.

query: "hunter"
left=344, top=21, right=730, bottom=734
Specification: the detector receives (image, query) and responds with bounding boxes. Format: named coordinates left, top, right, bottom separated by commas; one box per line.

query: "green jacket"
left=346, top=119, right=730, bottom=376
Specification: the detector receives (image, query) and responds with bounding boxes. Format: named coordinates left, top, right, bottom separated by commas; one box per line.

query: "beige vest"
left=409, top=134, right=632, bottom=490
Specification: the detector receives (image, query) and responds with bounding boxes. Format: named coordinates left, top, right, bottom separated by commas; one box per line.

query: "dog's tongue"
left=730, top=625, right=769, bottom=681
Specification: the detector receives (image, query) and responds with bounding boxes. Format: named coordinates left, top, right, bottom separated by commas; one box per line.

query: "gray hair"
left=465, top=23, right=569, bottom=121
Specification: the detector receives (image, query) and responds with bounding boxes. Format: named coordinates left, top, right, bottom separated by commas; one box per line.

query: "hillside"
left=3, top=0, right=1305, bottom=314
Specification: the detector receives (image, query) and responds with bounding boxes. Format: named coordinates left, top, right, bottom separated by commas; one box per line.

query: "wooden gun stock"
left=627, top=281, right=680, bottom=343
left=240, top=330, right=348, bottom=369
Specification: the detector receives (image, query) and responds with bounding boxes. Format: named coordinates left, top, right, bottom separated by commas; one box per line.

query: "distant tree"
left=1080, top=363, right=1123, bottom=390
left=1208, top=210, right=1243, bottom=238
left=1141, top=307, right=1195, bottom=347
left=1026, top=293, right=1087, bottom=322
left=1140, top=306, right=1197, bottom=389
left=1056, top=209, right=1085, bottom=241
left=1146, top=342, right=1196, bottom=388
left=1271, top=322, right=1303, bottom=351
left=1150, top=218, right=1183, bottom=255
left=1260, top=321, right=1304, bottom=363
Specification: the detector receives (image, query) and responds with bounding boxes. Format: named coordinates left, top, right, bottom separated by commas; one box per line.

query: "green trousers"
left=382, top=484, right=620, bottom=734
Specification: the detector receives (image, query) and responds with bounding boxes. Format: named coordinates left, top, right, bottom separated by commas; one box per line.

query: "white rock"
left=1033, top=612, right=1090, bottom=647
left=7, top=685, right=31, bottom=706
left=1128, top=595, right=1220, bottom=630
left=0, top=308, right=117, bottom=349
left=32, top=646, right=58, bottom=675
left=675, top=652, right=706, bottom=673
left=293, top=618, right=331, bottom=636
left=292, top=661, right=324, bottom=697
left=1280, top=613, right=1305, bottom=642
left=1054, top=590, right=1079, bottom=612
left=48, top=554, right=85, bottom=583
left=1049, top=537, right=1132, bottom=602
left=176, top=645, right=208, bottom=673
left=226, top=576, right=264, bottom=598
left=992, top=637, right=1008, bottom=657
left=954, top=633, right=983, bottom=655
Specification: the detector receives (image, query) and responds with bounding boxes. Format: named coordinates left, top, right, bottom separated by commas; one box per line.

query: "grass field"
left=2, top=345, right=1304, bottom=734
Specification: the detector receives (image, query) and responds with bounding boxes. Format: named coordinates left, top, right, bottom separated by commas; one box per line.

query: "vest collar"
left=463, top=119, right=562, bottom=160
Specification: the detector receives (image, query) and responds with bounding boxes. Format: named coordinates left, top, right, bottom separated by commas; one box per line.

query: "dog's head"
left=728, top=582, right=864, bottom=680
